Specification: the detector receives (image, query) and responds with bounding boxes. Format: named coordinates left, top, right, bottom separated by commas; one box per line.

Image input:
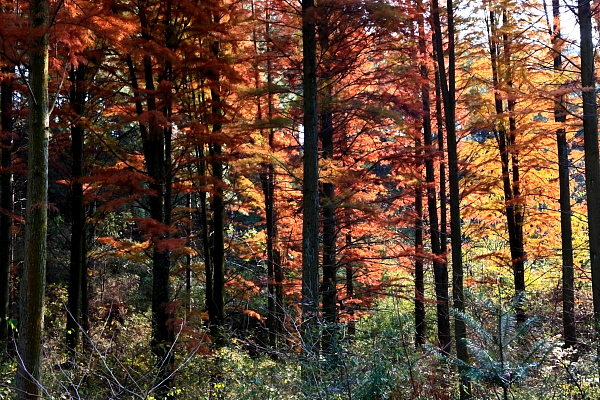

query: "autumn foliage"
left=1, top=0, right=600, bottom=399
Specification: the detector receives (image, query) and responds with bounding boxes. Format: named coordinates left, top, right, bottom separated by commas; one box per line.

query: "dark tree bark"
left=207, top=26, right=226, bottom=345
left=502, top=10, right=525, bottom=320
left=198, top=145, right=214, bottom=323
left=414, top=150, right=425, bottom=348
left=266, top=96, right=284, bottom=352
left=262, top=155, right=281, bottom=349
left=549, top=0, right=576, bottom=348
left=432, top=0, right=471, bottom=397
left=66, top=65, right=87, bottom=354
left=418, top=3, right=449, bottom=352
left=435, top=71, right=448, bottom=255
left=318, top=12, right=337, bottom=356
left=0, top=66, right=13, bottom=359
left=186, top=194, right=192, bottom=311
left=209, top=140, right=225, bottom=336
left=345, top=232, right=355, bottom=336
left=143, top=55, right=173, bottom=392
left=488, top=6, right=526, bottom=322
left=578, top=0, right=600, bottom=353
left=126, top=3, right=174, bottom=388
left=320, top=110, right=336, bottom=355
left=253, top=8, right=283, bottom=350
left=301, top=0, right=320, bottom=357
left=16, top=0, right=49, bottom=396
left=263, top=147, right=284, bottom=350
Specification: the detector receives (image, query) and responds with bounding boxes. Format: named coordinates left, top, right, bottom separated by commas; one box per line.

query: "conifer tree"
left=16, top=0, right=49, bottom=396
left=0, top=64, right=12, bottom=359
left=578, top=0, right=600, bottom=352
left=432, top=0, right=471, bottom=396
left=301, top=0, right=319, bottom=357
left=549, top=0, right=576, bottom=348
left=417, top=0, right=449, bottom=352
left=66, top=64, right=87, bottom=353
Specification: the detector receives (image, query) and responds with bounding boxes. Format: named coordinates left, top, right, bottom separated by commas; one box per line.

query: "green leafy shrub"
left=458, top=292, right=552, bottom=400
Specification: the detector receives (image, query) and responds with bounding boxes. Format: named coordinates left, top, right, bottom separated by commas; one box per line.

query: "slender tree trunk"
left=81, top=203, right=92, bottom=348
left=321, top=121, right=336, bottom=356
left=578, top=0, right=600, bottom=353
left=262, top=138, right=282, bottom=352
left=186, top=195, right=192, bottom=311
left=254, top=23, right=276, bottom=352
left=144, top=69, right=173, bottom=395
left=16, top=0, right=49, bottom=396
left=549, top=0, right=576, bottom=348
left=301, top=0, right=320, bottom=357
left=419, top=4, right=449, bottom=352
left=0, top=66, right=13, bottom=359
left=488, top=6, right=525, bottom=321
left=413, top=9, right=426, bottom=348
left=208, top=26, right=226, bottom=344
left=432, top=0, right=471, bottom=397
left=253, top=8, right=283, bottom=350
left=127, top=5, right=174, bottom=387
left=268, top=60, right=284, bottom=352
left=141, top=44, right=173, bottom=388
left=198, top=146, right=214, bottom=319
left=345, top=232, right=355, bottom=336
left=502, top=10, right=525, bottom=320
left=414, top=151, right=425, bottom=348
left=318, top=15, right=337, bottom=354
left=435, top=71, right=448, bottom=254
left=209, top=141, right=225, bottom=336
left=262, top=160, right=277, bottom=348
left=66, top=65, right=87, bottom=354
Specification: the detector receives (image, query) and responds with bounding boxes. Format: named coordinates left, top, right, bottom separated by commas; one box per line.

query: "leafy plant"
left=457, top=292, right=552, bottom=400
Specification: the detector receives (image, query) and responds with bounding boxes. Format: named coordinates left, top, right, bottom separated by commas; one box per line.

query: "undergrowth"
left=2, top=293, right=600, bottom=399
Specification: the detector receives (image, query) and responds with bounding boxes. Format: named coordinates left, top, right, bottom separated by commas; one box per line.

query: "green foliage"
left=182, top=345, right=301, bottom=400
left=7, top=290, right=600, bottom=399
left=458, top=291, right=553, bottom=399
left=0, top=361, right=14, bottom=400
left=350, top=310, right=423, bottom=399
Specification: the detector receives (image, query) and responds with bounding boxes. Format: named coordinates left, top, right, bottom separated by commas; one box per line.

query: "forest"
left=1, top=0, right=600, bottom=398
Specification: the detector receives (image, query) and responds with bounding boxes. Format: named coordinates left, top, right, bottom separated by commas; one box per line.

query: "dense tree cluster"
left=1, top=0, right=600, bottom=399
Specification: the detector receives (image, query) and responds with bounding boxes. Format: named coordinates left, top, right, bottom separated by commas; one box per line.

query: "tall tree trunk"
left=345, top=232, right=355, bottom=336
left=435, top=71, right=448, bottom=254
left=318, top=14, right=337, bottom=355
left=253, top=16, right=275, bottom=352
left=209, top=141, right=225, bottom=337
left=0, top=65, right=13, bottom=359
left=320, top=108, right=336, bottom=355
left=208, top=25, right=226, bottom=345
left=253, top=7, right=283, bottom=350
left=127, top=4, right=174, bottom=387
left=550, top=0, right=576, bottom=348
left=578, top=0, right=600, bottom=354
left=432, top=0, right=471, bottom=397
left=139, top=43, right=173, bottom=388
left=198, top=145, right=214, bottom=324
left=502, top=10, right=525, bottom=320
left=16, top=0, right=49, bottom=396
left=66, top=65, right=87, bottom=354
left=262, top=158, right=279, bottom=348
left=82, top=202, right=93, bottom=349
left=186, top=194, right=192, bottom=311
left=414, top=150, right=425, bottom=348
left=301, top=0, right=319, bottom=358
left=268, top=63, right=284, bottom=353
left=261, top=133, right=283, bottom=351
left=419, top=4, right=449, bottom=352
left=488, top=6, right=525, bottom=321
